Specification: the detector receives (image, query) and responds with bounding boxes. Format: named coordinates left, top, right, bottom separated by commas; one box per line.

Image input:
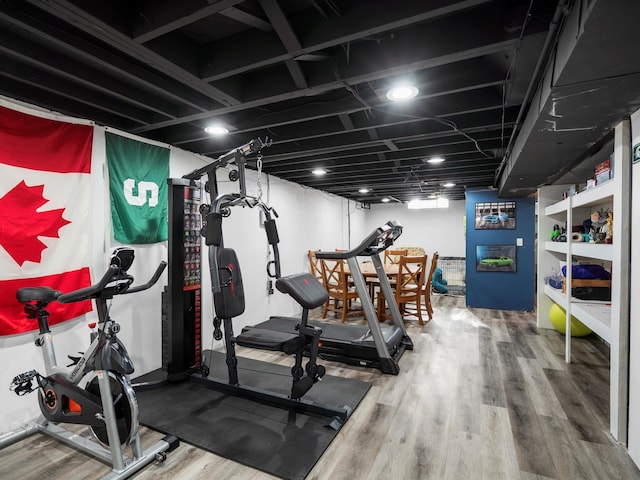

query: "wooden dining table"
left=349, top=261, right=400, bottom=278
left=344, top=261, right=401, bottom=302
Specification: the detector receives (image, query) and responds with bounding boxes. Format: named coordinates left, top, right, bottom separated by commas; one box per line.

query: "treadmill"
left=250, top=220, right=413, bottom=375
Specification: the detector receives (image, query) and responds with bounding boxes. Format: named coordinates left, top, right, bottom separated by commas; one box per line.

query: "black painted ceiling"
left=3, top=0, right=630, bottom=204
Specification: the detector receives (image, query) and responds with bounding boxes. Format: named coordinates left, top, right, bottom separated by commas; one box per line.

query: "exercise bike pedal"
left=9, top=369, right=39, bottom=396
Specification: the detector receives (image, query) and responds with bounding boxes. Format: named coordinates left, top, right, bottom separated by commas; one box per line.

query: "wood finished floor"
left=1, top=295, right=639, bottom=480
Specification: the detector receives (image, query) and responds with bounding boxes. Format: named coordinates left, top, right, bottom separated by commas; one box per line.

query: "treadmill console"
left=315, top=220, right=403, bottom=260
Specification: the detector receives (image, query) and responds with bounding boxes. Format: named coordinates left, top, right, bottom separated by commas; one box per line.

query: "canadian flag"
left=0, top=104, right=93, bottom=336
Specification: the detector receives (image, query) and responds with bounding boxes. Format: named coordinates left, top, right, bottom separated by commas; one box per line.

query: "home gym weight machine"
left=156, top=138, right=352, bottom=427
left=165, top=139, right=412, bottom=378
left=0, top=248, right=178, bottom=480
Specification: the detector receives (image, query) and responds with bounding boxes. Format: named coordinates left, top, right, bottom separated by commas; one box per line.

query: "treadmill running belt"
left=254, top=316, right=405, bottom=361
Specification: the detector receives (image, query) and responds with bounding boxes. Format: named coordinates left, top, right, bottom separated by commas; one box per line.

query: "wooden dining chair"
left=307, top=250, right=323, bottom=283
left=423, top=252, right=439, bottom=322
left=377, top=255, right=427, bottom=325
left=383, top=248, right=408, bottom=265
left=372, top=248, right=408, bottom=297
left=308, top=250, right=329, bottom=313
left=320, top=258, right=362, bottom=323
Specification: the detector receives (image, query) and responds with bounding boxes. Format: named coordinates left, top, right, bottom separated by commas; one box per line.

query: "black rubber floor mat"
left=135, top=351, right=370, bottom=480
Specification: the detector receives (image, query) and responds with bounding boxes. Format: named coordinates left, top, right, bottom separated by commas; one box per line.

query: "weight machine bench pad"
left=275, top=273, right=328, bottom=309
left=236, top=327, right=303, bottom=354
left=236, top=273, right=326, bottom=354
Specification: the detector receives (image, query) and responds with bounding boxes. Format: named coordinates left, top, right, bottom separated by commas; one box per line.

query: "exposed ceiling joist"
left=3, top=0, right=632, bottom=204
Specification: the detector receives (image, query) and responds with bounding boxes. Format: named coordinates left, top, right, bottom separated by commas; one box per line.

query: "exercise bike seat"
left=275, top=273, right=328, bottom=309
left=16, top=286, right=62, bottom=305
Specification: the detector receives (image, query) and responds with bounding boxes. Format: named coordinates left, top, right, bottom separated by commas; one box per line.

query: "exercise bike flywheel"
left=84, top=371, right=139, bottom=447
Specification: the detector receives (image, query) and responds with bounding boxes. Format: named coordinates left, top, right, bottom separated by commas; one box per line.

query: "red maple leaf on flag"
left=0, top=180, right=70, bottom=266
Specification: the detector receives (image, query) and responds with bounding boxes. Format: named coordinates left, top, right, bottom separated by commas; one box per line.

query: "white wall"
left=362, top=200, right=467, bottom=257
left=628, top=107, right=640, bottom=467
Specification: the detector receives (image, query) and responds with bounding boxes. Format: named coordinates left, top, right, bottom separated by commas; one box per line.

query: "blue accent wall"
left=465, top=188, right=535, bottom=310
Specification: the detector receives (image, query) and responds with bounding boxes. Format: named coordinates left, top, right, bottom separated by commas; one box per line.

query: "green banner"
left=106, top=132, right=169, bottom=244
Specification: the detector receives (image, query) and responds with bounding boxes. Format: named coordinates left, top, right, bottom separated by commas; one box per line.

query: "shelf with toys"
left=536, top=120, right=630, bottom=443
left=541, top=190, right=614, bottom=346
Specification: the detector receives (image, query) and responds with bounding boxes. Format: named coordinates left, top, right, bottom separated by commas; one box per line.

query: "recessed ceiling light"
left=358, top=188, right=370, bottom=194
left=427, top=156, right=445, bottom=164
left=428, top=194, right=437, bottom=199
left=386, top=85, right=419, bottom=102
left=442, top=182, right=456, bottom=188
left=204, top=125, right=229, bottom=135
left=312, top=168, right=327, bottom=176
left=381, top=197, right=391, bottom=203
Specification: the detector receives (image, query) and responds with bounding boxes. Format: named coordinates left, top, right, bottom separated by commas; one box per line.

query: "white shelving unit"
left=543, top=285, right=612, bottom=343
left=536, top=120, right=631, bottom=443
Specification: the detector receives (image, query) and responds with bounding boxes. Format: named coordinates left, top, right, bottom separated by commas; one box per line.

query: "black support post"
left=163, top=178, right=203, bottom=380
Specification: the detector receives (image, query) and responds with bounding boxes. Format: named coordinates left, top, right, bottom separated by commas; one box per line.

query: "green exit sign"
left=634, top=143, right=640, bottom=164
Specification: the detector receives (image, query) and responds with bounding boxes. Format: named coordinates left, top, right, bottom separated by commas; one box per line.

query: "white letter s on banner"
left=123, top=178, right=159, bottom=207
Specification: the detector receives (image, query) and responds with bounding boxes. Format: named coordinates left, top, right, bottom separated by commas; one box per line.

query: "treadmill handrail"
left=315, top=220, right=403, bottom=260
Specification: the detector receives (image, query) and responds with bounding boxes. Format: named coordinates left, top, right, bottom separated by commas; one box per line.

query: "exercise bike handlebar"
left=127, top=261, right=167, bottom=293
left=57, top=262, right=167, bottom=304
left=57, top=265, right=121, bottom=304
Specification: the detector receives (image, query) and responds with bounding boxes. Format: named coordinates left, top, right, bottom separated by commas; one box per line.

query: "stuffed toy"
left=432, top=267, right=448, bottom=294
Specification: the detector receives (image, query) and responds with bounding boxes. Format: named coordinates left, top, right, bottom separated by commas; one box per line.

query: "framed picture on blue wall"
left=474, top=201, right=516, bottom=229
left=476, top=244, right=517, bottom=272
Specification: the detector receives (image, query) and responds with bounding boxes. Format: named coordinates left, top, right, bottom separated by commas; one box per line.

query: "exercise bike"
left=0, top=247, right=178, bottom=480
